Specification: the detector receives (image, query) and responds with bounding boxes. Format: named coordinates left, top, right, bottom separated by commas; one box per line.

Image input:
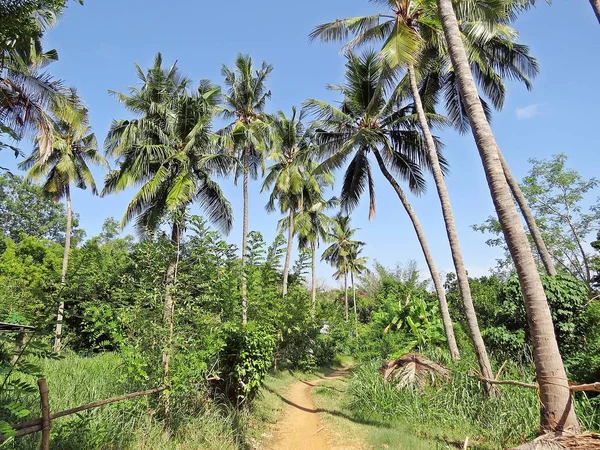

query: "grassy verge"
left=1, top=352, right=243, bottom=450
left=312, top=367, right=441, bottom=450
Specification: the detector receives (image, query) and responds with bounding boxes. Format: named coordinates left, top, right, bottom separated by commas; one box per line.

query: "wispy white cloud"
left=515, top=103, right=543, bottom=120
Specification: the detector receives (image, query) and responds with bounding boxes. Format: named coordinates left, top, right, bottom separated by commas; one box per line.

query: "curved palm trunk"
left=351, top=271, right=358, bottom=336
left=372, top=148, right=460, bottom=360
left=591, top=0, right=600, bottom=24
left=162, top=222, right=181, bottom=426
left=53, top=185, right=72, bottom=353
left=499, top=152, right=557, bottom=276
left=408, top=65, right=492, bottom=387
left=311, top=241, right=317, bottom=315
left=282, top=208, right=294, bottom=297
left=241, top=149, right=249, bottom=325
left=344, top=271, right=349, bottom=322
left=437, top=0, right=578, bottom=432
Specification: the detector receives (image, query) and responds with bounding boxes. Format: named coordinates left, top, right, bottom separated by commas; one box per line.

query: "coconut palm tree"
left=19, top=91, right=107, bottom=352
left=306, top=51, right=460, bottom=359
left=436, top=0, right=578, bottom=432
left=347, top=242, right=368, bottom=333
left=103, top=54, right=233, bottom=421
left=294, top=194, right=338, bottom=314
left=310, top=0, right=542, bottom=386
left=262, top=107, right=330, bottom=296
left=322, top=214, right=364, bottom=322
left=220, top=54, right=272, bottom=324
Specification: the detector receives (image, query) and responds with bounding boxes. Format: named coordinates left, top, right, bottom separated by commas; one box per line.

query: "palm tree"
left=436, top=0, right=578, bottom=432
left=19, top=91, right=107, bottom=352
left=347, top=242, right=368, bottom=333
left=221, top=54, right=272, bottom=324
left=294, top=195, right=338, bottom=314
left=322, top=214, right=364, bottom=322
left=103, top=54, right=233, bottom=421
left=262, top=108, right=324, bottom=296
left=306, top=51, right=460, bottom=359
left=311, top=0, right=542, bottom=386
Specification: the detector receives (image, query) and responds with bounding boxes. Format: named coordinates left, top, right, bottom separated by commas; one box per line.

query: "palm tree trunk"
left=162, top=222, right=180, bottom=426
left=591, top=0, right=600, bottom=24
left=241, top=148, right=249, bottom=325
left=311, top=241, right=317, bottom=316
left=499, top=152, right=557, bottom=276
left=282, top=208, right=294, bottom=297
left=53, top=185, right=72, bottom=353
left=344, top=272, right=349, bottom=322
left=372, top=148, right=460, bottom=360
left=408, top=65, right=491, bottom=386
left=437, top=0, right=579, bottom=432
left=351, top=271, right=358, bottom=336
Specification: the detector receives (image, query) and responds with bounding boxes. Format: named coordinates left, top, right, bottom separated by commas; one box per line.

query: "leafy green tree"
left=220, top=54, right=272, bottom=324
left=103, top=53, right=232, bottom=420
left=474, top=154, right=600, bottom=289
left=19, top=91, right=107, bottom=352
left=306, top=51, right=460, bottom=359
left=436, top=0, right=579, bottom=430
left=0, top=172, right=74, bottom=242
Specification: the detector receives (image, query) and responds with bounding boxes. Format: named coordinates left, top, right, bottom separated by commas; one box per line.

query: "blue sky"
left=1, top=0, right=599, bottom=286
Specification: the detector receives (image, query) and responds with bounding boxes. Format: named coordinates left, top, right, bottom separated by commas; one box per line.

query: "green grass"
left=1, top=352, right=243, bottom=450
left=311, top=367, right=442, bottom=449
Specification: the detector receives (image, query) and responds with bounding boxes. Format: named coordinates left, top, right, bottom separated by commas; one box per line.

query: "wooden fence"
left=0, top=379, right=166, bottom=449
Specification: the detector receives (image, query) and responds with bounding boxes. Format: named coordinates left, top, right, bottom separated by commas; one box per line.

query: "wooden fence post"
left=37, top=379, right=50, bottom=450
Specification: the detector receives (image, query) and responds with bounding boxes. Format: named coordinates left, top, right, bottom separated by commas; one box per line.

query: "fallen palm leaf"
left=379, top=353, right=451, bottom=389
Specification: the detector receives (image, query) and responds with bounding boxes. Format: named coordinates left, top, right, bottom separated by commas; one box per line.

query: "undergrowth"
left=1, top=352, right=244, bottom=450
left=346, top=352, right=600, bottom=449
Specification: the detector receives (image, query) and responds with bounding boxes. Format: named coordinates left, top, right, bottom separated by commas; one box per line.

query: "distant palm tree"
left=346, top=242, right=368, bottom=333
left=306, top=51, right=460, bottom=358
left=322, top=214, right=364, bottom=322
left=294, top=194, right=338, bottom=314
left=436, top=0, right=579, bottom=431
left=103, top=54, right=232, bottom=420
left=221, top=54, right=272, bottom=324
left=263, top=107, right=334, bottom=296
left=19, top=91, right=107, bottom=352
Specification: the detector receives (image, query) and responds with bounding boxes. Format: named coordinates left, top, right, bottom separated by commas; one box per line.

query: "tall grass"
left=1, top=352, right=244, bottom=450
left=346, top=356, right=600, bottom=449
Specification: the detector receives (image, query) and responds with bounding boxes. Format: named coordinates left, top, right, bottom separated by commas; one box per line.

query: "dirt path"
left=265, top=368, right=352, bottom=450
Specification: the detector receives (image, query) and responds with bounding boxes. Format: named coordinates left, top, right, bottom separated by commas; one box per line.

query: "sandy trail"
left=265, top=368, right=351, bottom=450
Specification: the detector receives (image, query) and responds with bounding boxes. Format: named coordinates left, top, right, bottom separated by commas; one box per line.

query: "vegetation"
left=1, top=1, right=599, bottom=449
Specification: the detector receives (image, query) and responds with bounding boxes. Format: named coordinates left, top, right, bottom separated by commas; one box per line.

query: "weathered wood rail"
left=0, top=379, right=166, bottom=448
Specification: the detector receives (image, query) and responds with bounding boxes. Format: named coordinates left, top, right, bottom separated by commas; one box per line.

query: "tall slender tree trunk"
left=499, top=152, right=557, bottom=276
left=372, top=148, right=460, bottom=360
left=351, top=271, right=358, bottom=336
left=408, top=65, right=492, bottom=387
left=282, top=208, right=294, bottom=297
left=53, top=186, right=72, bottom=353
left=311, top=241, right=317, bottom=315
left=162, top=222, right=180, bottom=427
left=437, top=0, right=578, bottom=432
left=591, top=0, right=600, bottom=24
left=241, top=149, right=249, bottom=325
left=343, top=271, right=349, bottom=322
